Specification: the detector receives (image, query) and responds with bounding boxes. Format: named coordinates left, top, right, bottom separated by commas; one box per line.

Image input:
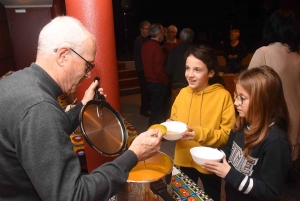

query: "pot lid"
left=79, top=77, right=127, bottom=157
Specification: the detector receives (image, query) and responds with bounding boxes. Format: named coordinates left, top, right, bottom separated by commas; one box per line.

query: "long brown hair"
left=233, top=66, right=289, bottom=159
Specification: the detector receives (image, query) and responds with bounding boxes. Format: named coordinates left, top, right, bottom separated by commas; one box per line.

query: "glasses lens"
left=85, top=63, right=93, bottom=73
left=234, top=93, right=242, bottom=106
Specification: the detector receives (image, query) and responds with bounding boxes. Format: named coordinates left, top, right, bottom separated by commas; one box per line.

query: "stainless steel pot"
left=80, top=77, right=175, bottom=200
left=116, top=152, right=175, bottom=201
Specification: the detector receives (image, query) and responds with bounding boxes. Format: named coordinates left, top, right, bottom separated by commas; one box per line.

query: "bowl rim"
left=160, top=121, right=187, bottom=133
left=190, top=146, right=224, bottom=160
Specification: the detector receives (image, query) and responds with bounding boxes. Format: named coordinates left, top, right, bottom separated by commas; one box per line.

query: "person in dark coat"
left=133, top=20, right=152, bottom=117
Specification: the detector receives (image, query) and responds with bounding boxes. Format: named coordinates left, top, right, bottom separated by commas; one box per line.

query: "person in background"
left=0, top=16, right=163, bottom=201
left=163, top=25, right=181, bottom=56
left=248, top=9, right=300, bottom=162
left=167, top=28, right=194, bottom=102
left=202, top=66, right=291, bottom=201
left=161, top=24, right=181, bottom=120
left=168, top=45, right=236, bottom=201
left=133, top=20, right=152, bottom=117
left=141, top=23, right=168, bottom=127
left=223, top=28, right=248, bottom=74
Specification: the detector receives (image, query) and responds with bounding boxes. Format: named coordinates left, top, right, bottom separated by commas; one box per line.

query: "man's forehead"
left=168, top=27, right=177, bottom=32
left=231, top=29, right=240, bottom=33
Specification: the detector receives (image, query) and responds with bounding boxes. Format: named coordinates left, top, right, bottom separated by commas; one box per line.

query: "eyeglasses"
left=70, top=48, right=95, bottom=74
left=54, top=48, right=95, bottom=74
left=234, top=92, right=245, bottom=106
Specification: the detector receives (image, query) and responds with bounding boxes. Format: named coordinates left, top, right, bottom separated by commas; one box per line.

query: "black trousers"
left=136, top=71, right=151, bottom=112
left=180, top=166, right=221, bottom=201
left=147, top=82, right=167, bottom=127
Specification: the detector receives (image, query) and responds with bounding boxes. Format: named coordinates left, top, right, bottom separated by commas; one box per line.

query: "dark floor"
left=120, top=93, right=300, bottom=201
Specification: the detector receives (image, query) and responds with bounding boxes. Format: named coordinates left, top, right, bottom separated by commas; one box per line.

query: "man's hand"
left=81, top=80, right=106, bottom=105
left=129, top=129, right=162, bottom=161
left=201, top=157, right=231, bottom=178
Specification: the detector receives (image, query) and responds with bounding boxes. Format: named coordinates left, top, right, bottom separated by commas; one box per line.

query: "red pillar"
left=65, top=0, right=120, bottom=173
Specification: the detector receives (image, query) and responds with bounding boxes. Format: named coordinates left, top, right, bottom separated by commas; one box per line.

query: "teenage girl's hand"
left=181, top=126, right=194, bottom=140
left=201, top=157, right=231, bottom=178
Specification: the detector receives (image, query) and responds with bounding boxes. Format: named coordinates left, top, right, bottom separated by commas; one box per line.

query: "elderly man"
left=133, top=20, right=151, bottom=117
left=0, top=16, right=162, bottom=201
left=141, top=23, right=168, bottom=127
left=163, top=25, right=181, bottom=55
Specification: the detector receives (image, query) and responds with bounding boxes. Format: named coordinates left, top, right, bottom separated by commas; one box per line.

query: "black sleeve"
left=236, top=41, right=248, bottom=60
left=166, top=50, right=175, bottom=77
left=19, top=102, right=138, bottom=201
left=223, top=42, right=231, bottom=60
left=134, top=37, right=143, bottom=71
left=77, top=150, right=138, bottom=201
left=65, top=102, right=83, bottom=133
left=224, top=138, right=291, bottom=201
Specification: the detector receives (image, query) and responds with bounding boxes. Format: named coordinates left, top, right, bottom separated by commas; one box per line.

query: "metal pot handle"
left=150, top=179, right=175, bottom=201
left=93, top=76, right=106, bottom=101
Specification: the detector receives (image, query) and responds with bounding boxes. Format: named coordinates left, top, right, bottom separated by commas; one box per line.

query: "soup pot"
left=80, top=77, right=175, bottom=200
left=116, top=152, right=174, bottom=201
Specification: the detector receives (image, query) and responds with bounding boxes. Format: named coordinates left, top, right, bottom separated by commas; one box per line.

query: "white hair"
left=37, top=16, right=94, bottom=55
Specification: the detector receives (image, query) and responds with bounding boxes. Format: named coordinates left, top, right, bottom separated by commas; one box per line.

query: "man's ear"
left=55, top=47, right=70, bottom=67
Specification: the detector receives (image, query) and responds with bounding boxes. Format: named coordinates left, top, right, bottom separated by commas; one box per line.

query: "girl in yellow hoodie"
left=168, top=45, right=236, bottom=201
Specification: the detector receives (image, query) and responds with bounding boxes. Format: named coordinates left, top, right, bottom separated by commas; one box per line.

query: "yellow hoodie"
left=171, top=84, right=236, bottom=174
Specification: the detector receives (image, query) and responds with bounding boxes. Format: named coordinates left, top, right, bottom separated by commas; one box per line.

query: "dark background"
left=112, top=0, right=300, bottom=60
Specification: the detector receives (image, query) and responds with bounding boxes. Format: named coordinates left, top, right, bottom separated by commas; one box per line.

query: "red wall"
left=0, top=0, right=65, bottom=76
left=6, top=8, right=52, bottom=71
left=0, top=4, right=14, bottom=77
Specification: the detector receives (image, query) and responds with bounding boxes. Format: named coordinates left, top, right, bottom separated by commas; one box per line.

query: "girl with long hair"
left=202, top=66, right=291, bottom=201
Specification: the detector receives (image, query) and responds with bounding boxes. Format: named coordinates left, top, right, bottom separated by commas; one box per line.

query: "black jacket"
left=222, top=124, right=291, bottom=201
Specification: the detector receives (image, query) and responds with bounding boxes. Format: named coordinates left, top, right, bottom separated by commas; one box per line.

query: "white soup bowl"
left=190, top=146, right=224, bottom=166
left=160, top=121, right=187, bottom=141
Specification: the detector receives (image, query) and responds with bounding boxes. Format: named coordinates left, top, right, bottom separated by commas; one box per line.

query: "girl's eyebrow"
left=187, top=65, right=202, bottom=68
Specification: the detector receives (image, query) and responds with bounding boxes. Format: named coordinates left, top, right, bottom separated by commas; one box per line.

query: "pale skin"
left=129, top=128, right=163, bottom=161
left=36, top=36, right=102, bottom=105
left=37, top=34, right=163, bottom=162
left=166, top=55, right=214, bottom=140
left=201, top=82, right=250, bottom=178
left=141, top=23, right=150, bottom=38
left=166, top=25, right=178, bottom=42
